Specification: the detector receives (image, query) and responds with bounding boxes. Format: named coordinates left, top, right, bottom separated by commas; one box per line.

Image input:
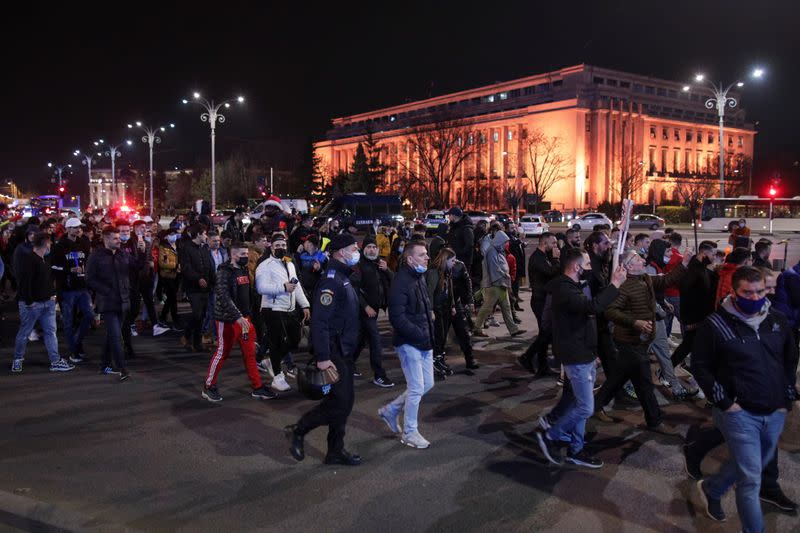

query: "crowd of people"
left=2, top=197, right=798, bottom=531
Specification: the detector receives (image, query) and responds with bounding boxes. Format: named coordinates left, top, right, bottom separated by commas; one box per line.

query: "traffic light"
left=58, top=186, right=66, bottom=198
left=768, top=186, right=777, bottom=197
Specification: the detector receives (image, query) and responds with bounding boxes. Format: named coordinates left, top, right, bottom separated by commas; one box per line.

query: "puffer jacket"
left=214, top=262, right=251, bottom=323
left=605, top=265, right=686, bottom=345
left=255, top=256, right=310, bottom=311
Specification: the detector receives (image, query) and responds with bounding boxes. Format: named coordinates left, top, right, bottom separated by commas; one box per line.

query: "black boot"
left=435, top=355, right=454, bottom=376
left=284, top=425, right=305, bottom=461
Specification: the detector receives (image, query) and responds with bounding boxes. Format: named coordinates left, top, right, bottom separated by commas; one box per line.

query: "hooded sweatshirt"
left=481, top=231, right=511, bottom=288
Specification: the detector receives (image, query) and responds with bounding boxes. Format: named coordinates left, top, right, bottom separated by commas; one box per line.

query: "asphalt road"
left=1, top=295, right=798, bottom=533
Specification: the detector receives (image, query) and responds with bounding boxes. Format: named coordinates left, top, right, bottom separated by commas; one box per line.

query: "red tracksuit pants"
left=205, top=318, right=263, bottom=389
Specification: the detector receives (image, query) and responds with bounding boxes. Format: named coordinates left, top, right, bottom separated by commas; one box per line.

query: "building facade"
left=88, top=168, right=133, bottom=209
left=314, top=64, right=755, bottom=212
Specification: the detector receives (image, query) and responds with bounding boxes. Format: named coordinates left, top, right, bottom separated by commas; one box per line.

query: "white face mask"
left=345, top=250, right=360, bottom=266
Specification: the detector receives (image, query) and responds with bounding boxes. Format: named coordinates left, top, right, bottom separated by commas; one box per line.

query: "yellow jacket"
left=376, top=233, right=394, bottom=258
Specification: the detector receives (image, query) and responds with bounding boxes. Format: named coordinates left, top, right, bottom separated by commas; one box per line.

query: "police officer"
left=285, top=233, right=362, bottom=466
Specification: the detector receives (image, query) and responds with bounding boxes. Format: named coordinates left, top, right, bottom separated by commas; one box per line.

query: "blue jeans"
left=14, top=300, right=60, bottom=363
left=547, top=361, right=596, bottom=453
left=705, top=407, right=786, bottom=533
left=385, top=345, right=434, bottom=435
left=60, top=290, right=95, bottom=354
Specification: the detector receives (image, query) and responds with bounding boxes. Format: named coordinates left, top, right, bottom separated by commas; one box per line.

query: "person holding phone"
left=255, top=233, right=310, bottom=392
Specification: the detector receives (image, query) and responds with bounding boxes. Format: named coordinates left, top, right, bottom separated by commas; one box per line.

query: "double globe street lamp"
left=127, top=121, right=175, bottom=214
left=182, top=92, right=245, bottom=212
left=47, top=162, right=72, bottom=194
left=94, top=138, right=133, bottom=204
left=682, top=67, right=765, bottom=197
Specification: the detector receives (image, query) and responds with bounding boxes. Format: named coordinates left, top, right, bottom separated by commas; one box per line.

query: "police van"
left=318, top=193, right=404, bottom=230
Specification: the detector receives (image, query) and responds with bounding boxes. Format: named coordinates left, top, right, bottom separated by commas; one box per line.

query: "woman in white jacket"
left=255, top=234, right=311, bottom=392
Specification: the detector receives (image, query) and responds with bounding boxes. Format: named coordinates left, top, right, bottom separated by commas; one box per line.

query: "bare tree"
left=675, top=178, right=719, bottom=252
left=615, top=149, right=646, bottom=215
left=502, top=180, right=525, bottom=221
left=521, top=126, right=572, bottom=213
left=397, top=117, right=478, bottom=209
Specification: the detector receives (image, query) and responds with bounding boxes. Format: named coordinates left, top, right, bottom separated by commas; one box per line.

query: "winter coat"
left=447, top=216, right=474, bottom=266
left=255, top=256, right=310, bottom=312
left=389, top=264, right=435, bottom=350
left=86, top=247, right=131, bottom=313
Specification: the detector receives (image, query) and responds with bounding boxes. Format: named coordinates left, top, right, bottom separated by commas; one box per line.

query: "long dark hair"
left=646, top=238, right=671, bottom=269
left=433, top=247, right=455, bottom=291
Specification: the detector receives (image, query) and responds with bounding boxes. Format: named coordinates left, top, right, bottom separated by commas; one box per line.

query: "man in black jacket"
left=535, top=248, right=625, bottom=468
left=692, top=266, right=798, bottom=530
left=50, top=218, right=94, bottom=363
left=202, top=242, right=274, bottom=402
left=351, top=234, right=394, bottom=387
left=505, top=221, right=526, bottom=312
left=378, top=241, right=436, bottom=450
left=116, top=220, right=147, bottom=360
left=86, top=227, right=133, bottom=381
left=520, top=232, right=560, bottom=375
left=12, top=232, right=75, bottom=374
left=428, top=223, right=448, bottom=263
left=223, top=208, right=245, bottom=242
left=179, top=224, right=215, bottom=352
left=672, top=240, right=718, bottom=367
left=445, top=207, right=474, bottom=267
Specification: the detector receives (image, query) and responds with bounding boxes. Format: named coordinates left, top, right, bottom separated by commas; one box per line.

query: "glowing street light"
left=127, top=120, right=175, bottom=213
left=47, top=161, right=72, bottom=192
left=73, top=148, right=98, bottom=206
left=96, top=139, right=132, bottom=204
left=182, top=92, right=246, bottom=211
left=684, top=67, right=766, bottom=196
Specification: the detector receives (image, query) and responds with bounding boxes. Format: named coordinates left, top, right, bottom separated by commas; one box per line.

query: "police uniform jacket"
left=312, top=259, right=360, bottom=362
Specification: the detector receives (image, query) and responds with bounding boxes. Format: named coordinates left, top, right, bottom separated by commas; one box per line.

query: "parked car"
left=541, top=209, right=563, bottom=223
left=567, top=212, right=613, bottom=231
left=615, top=213, right=665, bottom=231
left=490, top=212, right=511, bottom=225
left=465, top=210, right=492, bottom=224
left=211, top=210, right=234, bottom=226
left=519, top=214, right=550, bottom=237
left=423, top=210, right=447, bottom=235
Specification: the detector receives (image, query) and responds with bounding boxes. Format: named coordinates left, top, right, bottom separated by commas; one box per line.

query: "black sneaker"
left=697, top=480, right=726, bottom=522
left=565, top=449, right=604, bottom=469
left=202, top=385, right=223, bottom=402
left=119, top=370, right=130, bottom=382
left=285, top=425, right=304, bottom=461
left=465, top=359, right=480, bottom=370
left=324, top=450, right=362, bottom=466
left=517, top=355, right=534, bottom=373
left=682, top=444, right=703, bottom=480
left=69, top=353, right=85, bottom=364
left=373, top=376, right=395, bottom=388
left=353, top=368, right=362, bottom=377
left=760, top=487, right=798, bottom=513
left=534, top=428, right=562, bottom=465
left=251, top=386, right=278, bottom=400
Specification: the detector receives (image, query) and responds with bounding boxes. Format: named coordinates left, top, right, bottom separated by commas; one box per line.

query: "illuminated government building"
left=314, top=64, right=755, bottom=211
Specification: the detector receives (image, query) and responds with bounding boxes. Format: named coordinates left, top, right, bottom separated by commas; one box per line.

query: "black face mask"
left=272, top=248, right=286, bottom=259
left=701, top=255, right=712, bottom=266
left=236, top=256, right=249, bottom=267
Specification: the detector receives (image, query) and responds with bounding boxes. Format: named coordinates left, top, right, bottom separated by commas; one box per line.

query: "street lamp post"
left=73, top=149, right=97, bottom=206
left=684, top=68, right=764, bottom=197
left=183, top=92, right=245, bottom=212
left=128, top=121, right=175, bottom=215
left=47, top=162, right=72, bottom=192
left=95, top=139, right=132, bottom=204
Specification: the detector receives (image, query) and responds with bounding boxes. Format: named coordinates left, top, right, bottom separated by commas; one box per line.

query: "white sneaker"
left=153, top=324, right=170, bottom=336
left=257, top=360, right=275, bottom=378
left=487, top=317, right=501, bottom=327
left=130, top=325, right=139, bottom=337
left=28, top=330, right=40, bottom=342
left=401, top=430, right=430, bottom=449
left=271, top=372, right=291, bottom=392
left=667, top=337, right=680, bottom=349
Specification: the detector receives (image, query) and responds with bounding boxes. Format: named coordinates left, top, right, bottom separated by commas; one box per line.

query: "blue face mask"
left=167, top=234, right=178, bottom=244
left=345, top=251, right=360, bottom=266
left=735, top=295, right=766, bottom=315
left=120, top=234, right=130, bottom=243
left=413, top=262, right=427, bottom=274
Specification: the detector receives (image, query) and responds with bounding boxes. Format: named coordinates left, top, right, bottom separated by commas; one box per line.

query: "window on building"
left=686, top=130, right=693, bottom=142
left=507, top=130, right=513, bottom=141
left=674, top=129, right=680, bottom=141
left=649, top=126, right=656, bottom=139
left=552, top=80, right=563, bottom=87
left=738, top=136, right=743, bottom=148
left=685, top=150, right=692, bottom=173
left=657, top=87, right=667, bottom=96
left=593, top=77, right=604, bottom=84
left=607, top=79, right=618, bottom=87
left=697, top=131, right=702, bottom=143
left=486, top=95, right=495, bottom=103
left=480, top=133, right=487, bottom=144
left=649, top=147, right=656, bottom=173
left=673, top=150, right=680, bottom=173
left=468, top=134, right=474, bottom=145
left=620, top=81, right=631, bottom=89
left=492, top=131, right=499, bottom=142
left=645, top=86, right=655, bottom=94
left=708, top=132, right=714, bottom=144
left=728, top=135, right=733, bottom=147
left=499, top=92, right=508, bottom=100
left=510, top=89, right=521, bottom=97
left=662, top=128, right=668, bottom=140
left=668, top=89, right=677, bottom=98
left=524, top=86, right=536, bottom=95
left=661, top=148, right=667, bottom=174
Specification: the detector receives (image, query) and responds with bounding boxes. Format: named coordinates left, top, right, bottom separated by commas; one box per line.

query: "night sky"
left=2, top=1, right=799, bottom=199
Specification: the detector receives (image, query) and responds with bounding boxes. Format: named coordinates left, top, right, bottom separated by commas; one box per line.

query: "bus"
left=699, top=196, right=800, bottom=232
left=317, top=193, right=405, bottom=229
left=22, top=195, right=82, bottom=218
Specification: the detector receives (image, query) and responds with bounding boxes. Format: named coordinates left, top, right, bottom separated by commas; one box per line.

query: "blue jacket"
left=388, top=264, right=434, bottom=350
left=773, top=264, right=800, bottom=328
left=311, top=259, right=360, bottom=361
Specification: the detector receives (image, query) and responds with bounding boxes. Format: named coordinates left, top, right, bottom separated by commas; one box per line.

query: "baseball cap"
left=444, top=207, right=463, bottom=217
left=65, top=218, right=83, bottom=229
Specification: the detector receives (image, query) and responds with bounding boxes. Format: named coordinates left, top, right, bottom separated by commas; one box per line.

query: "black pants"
left=595, top=342, right=662, bottom=427
left=185, top=291, right=209, bottom=347
left=671, top=329, right=697, bottom=367
left=687, top=425, right=781, bottom=491
left=159, top=277, right=179, bottom=325
left=297, top=354, right=355, bottom=455
left=433, top=307, right=473, bottom=361
left=522, top=301, right=551, bottom=370
left=355, top=313, right=386, bottom=378
left=252, top=290, right=268, bottom=358
left=139, top=281, right=158, bottom=326
left=121, top=291, right=139, bottom=352
left=264, top=309, right=301, bottom=374
left=101, top=310, right=126, bottom=371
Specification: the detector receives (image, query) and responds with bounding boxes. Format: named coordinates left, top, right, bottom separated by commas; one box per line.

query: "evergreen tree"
left=348, top=142, right=371, bottom=193
left=310, top=148, right=328, bottom=205
left=364, top=132, right=387, bottom=191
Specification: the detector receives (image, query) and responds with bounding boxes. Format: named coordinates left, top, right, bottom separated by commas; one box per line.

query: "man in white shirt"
left=255, top=233, right=311, bottom=392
